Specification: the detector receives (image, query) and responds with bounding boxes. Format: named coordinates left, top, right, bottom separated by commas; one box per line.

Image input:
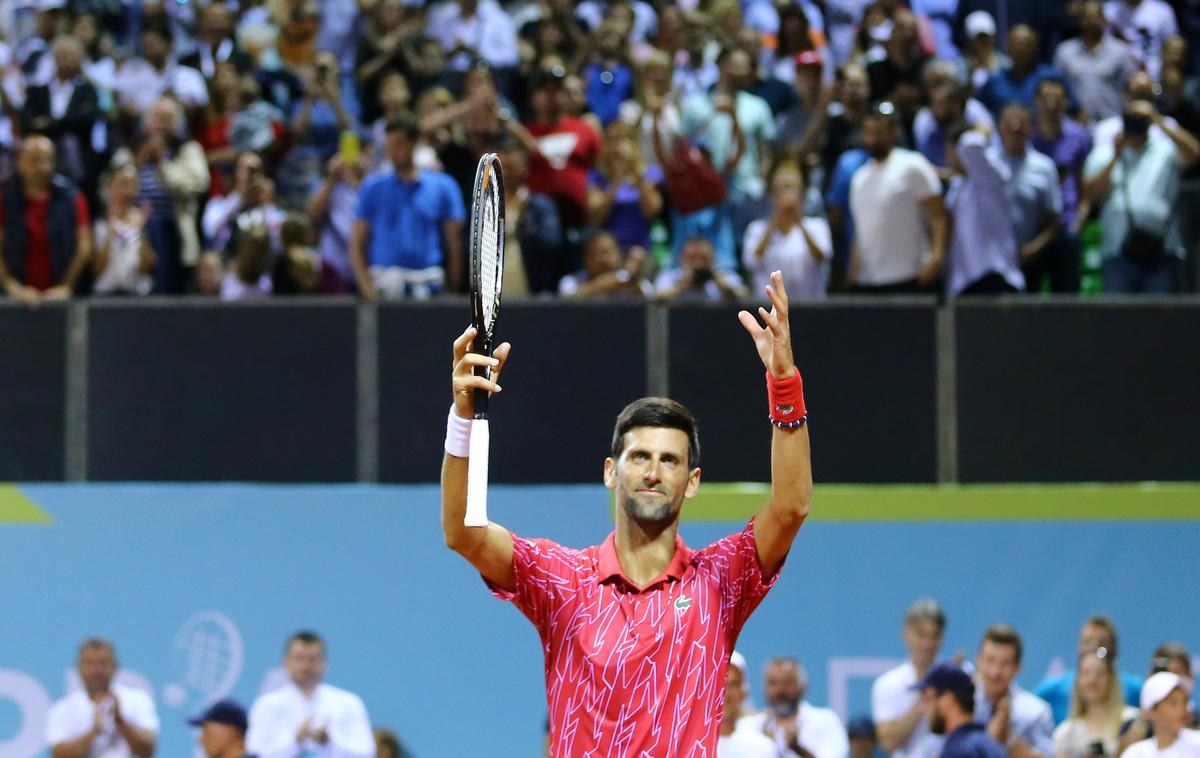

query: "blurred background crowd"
left=0, top=0, right=1199, bottom=307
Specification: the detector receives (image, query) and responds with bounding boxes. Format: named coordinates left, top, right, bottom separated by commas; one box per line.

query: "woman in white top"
left=1053, top=649, right=1139, bottom=758
left=742, top=164, right=832, bottom=300
left=92, top=164, right=154, bottom=296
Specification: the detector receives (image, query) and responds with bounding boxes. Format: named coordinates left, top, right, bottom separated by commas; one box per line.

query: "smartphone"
left=339, top=130, right=360, bottom=165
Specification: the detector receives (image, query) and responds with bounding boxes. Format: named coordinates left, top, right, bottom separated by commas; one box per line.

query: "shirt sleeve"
left=355, top=181, right=376, bottom=222
left=44, top=700, right=75, bottom=747
left=871, top=672, right=910, bottom=722
left=443, top=177, right=466, bottom=222
left=1023, top=699, right=1056, bottom=758
left=121, top=689, right=160, bottom=735
left=329, top=693, right=374, bottom=758
left=246, top=696, right=300, bottom=758
left=485, top=534, right=579, bottom=636
left=906, top=154, right=943, bottom=200
left=701, top=519, right=783, bottom=645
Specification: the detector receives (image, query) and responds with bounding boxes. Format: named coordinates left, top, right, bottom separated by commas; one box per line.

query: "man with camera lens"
left=654, top=236, right=747, bottom=302
left=1082, top=74, right=1200, bottom=293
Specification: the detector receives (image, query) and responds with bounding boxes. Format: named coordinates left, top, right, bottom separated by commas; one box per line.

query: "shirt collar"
left=595, top=531, right=693, bottom=589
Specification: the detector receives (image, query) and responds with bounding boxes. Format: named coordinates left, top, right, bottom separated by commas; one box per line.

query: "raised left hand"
left=738, top=270, right=795, bottom=380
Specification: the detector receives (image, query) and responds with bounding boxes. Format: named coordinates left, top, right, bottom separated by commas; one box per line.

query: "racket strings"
left=479, top=193, right=502, bottom=328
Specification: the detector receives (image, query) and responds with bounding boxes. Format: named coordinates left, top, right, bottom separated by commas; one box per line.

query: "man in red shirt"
left=0, top=135, right=92, bottom=308
left=514, top=66, right=602, bottom=231
left=442, top=270, right=812, bottom=757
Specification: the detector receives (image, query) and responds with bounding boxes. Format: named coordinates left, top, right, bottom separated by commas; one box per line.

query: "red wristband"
left=767, top=368, right=807, bottom=428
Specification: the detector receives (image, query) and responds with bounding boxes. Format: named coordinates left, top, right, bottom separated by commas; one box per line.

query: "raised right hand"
left=451, top=326, right=511, bottom=419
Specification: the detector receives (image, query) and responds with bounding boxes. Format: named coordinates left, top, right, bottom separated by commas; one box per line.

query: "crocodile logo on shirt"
left=674, top=596, right=693, bottom=612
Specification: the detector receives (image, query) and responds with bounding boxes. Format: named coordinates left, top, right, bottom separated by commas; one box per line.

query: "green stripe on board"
left=682, top=483, right=1200, bottom=522
left=0, top=484, right=53, bottom=524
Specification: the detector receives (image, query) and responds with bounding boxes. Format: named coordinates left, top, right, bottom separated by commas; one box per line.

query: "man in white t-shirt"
left=849, top=103, right=948, bottom=293
left=871, top=598, right=947, bottom=758
left=740, top=656, right=850, bottom=758
left=1122, top=672, right=1200, bottom=758
left=1103, top=0, right=1178, bottom=79
left=720, top=657, right=778, bottom=758
left=45, top=638, right=159, bottom=758
left=246, top=630, right=375, bottom=758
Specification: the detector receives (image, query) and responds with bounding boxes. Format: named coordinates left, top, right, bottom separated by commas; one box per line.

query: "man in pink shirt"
left=441, top=270, right=813, bottom=757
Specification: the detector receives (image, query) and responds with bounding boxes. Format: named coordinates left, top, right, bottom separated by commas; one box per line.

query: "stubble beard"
left=620, top=490, right=681, bottom=528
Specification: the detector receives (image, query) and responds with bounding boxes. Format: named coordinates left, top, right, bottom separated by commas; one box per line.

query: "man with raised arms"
left=441, top=270, right=813, bottom=757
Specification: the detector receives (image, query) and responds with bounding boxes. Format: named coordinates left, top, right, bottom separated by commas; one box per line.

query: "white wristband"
left=445, top=405, right=472, bottom=458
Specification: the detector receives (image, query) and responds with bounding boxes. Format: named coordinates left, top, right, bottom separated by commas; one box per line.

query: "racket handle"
left=465, top=419, right=490, bottom=527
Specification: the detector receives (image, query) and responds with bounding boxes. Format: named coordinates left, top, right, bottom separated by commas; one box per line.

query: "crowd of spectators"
left=48, top=606, right=1197, bottom=757
left=0, top=0, right=1198, bottom=306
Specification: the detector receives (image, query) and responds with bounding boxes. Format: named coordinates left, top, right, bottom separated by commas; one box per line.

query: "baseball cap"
left=188, top=699, right=248, bottom=732
left=847, top=715, right=876, bottom=740
left=914, top=662, right=974, bottom=699
left=965, top=11, right=997, bottom=38
left=1140, top=671, right=1192, bottom=711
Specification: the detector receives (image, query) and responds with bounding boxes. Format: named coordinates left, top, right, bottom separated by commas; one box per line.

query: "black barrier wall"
left=2, top=298, right=1198, bottom=483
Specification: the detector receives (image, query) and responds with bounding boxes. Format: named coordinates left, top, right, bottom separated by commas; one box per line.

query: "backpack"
left=663, top=138, right=727, bottom=214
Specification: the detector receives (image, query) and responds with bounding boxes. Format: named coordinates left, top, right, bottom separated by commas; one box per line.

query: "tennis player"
left=441, top=270, right=812, bottom=757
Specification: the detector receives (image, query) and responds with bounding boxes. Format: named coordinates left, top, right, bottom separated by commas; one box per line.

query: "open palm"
left=737, top=270, right=795, bottom=380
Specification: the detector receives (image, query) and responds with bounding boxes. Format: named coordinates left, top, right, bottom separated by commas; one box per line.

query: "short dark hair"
left=285, top=630, right=325, bottom=655
left=611, top=398, right=700, bottom=468
left=385, top=113, right=420, bottom=139
left=982, top=623, right=1024, bottom=663
left=1035, top=76, right=1067, bottom=97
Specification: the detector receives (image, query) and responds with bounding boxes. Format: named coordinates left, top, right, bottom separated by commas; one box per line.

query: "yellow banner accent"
left=0, top=484, right=54, bottom=524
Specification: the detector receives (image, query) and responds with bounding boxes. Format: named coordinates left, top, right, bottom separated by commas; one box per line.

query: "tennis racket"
left=465, top=153, right=505, bottom=527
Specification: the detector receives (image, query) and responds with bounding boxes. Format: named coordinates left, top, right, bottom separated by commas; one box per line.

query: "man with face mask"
left=739, top=657, right=850, bottom=758
left=918, top=663, right=1005, bottom=758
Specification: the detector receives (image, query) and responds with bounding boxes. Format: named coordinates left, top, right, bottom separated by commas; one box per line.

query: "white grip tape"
left=464, top=419, right=490, bottom=527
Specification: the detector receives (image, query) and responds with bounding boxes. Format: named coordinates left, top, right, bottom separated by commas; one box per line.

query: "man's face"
left=1035, top=82, right=1067, bottom=118
left=53, top=41, right=82, bottom=79
left=862, top=116, right=896, bottom=160
left=141, top=31, right=169, bottom=66
left=1077, top=622, right=1114, bottom=658
left=681, top=240, right=714, bottom=272
left=842, top=67, right=869, bottom=106
left=202, top=4, right=233, bottom=40
left=583, top=235, right=621, bottom=276
left=386, top=130, right=415, bottom=171
left=764, top=662, right=805, bottom=715
left=902, top=619, right=943, bottom=668
left=1080, top=2, right=1106, bottom=35
left=930, top=89, right=962, bottom=126
left=18, top=138, right=56, bottom=185
left=977, top=640, right=1020, bottom=699
left=78, top=646, right=116, bottom=694
left=1008, top=26, right=1039, bottom=68
left=198, top=722, right=240, bottom=758
left=1150, top=688, right=1192, bottom=734
left=999, top=106, right=1032, bottom=152
left=605, top=427, right=700, bottom=528
left=284, top=640, right=326, bottom=690
left=722, top=50, right=752, bottom=91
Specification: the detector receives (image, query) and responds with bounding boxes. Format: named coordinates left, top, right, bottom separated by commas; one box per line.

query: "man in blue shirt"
left=350, top=114, right=465, bottom=299
left=918, top=662, right=1006, bottom=758
left=978, top=25, right=1079, bottom=118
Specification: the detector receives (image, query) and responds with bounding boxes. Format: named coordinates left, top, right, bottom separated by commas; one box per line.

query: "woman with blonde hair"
left=1053, top=649, right=1138, bottom=758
